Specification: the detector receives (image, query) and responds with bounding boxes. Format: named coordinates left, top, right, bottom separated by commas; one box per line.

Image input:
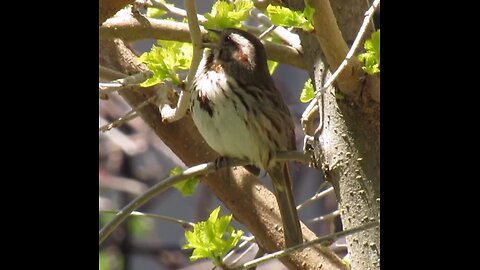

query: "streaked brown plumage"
left=190, top=28, right=302, bottom=247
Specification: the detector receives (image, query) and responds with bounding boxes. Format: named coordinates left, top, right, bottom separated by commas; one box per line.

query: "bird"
left=189, top=28, right=303, bottom=248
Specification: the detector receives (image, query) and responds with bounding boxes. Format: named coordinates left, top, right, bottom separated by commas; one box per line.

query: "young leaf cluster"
left=182, top=207, right=243, bottom=266
left=300, top=78, right=314, bottom=103
left=266, top=4, right=314, bottom=31
left=137, top=40, right=193, bottom=87
left=203, top=0, right=254, bottom=30
left=358, top=29, right=380, bottom=75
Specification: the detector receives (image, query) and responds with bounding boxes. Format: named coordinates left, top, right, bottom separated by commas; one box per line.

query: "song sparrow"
left=190, top=28, right=303, bottom=248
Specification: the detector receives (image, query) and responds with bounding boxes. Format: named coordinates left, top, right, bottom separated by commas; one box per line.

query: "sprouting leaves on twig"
left=182, top=207, right=243, bottom=266
left=266, top=4, right=314, bottom=31
left=300, top=78, right=314, bottom=103
left=358, top=29, right=380, bottom=75
left=169, top=166, right=199, bottom=197
left=203, top=0, right=253, bottom=30
left=137, top=40, right=193, bottom=87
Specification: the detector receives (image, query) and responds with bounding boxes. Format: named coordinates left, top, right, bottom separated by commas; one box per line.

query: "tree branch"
left=99, top=15, right=307, bottom=69
left=100, top=209, right=196, bottom=229
left=231, top=221, right=379, bottom=270
left=99, top=108, right=139, bottom=132
left=297, top=186, right=334, bottom=211
left=310, top=0, right=380, bottom=103
left=99, top=151, right=309, bottom=245
left=250, top=8, right=302, bottom=52
left=99, top=0, right=134, bottom=25
left=150, top=0, right=207, bottom=22
left=305, top=210, right=340, bottom=225
left=99, top=70, right=153, bottom=94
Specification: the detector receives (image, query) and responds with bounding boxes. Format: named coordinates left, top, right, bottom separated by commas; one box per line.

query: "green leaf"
left=266, top=5, right=313, bottom=31
left=137, top=40, right=193, bottom=86
left=203, top=0, right=254, bottom=30
left=300, top=78, right=314, bottom=103
left=357, top=29, right=380, bottom=75
left=267, top=60, right=279, bottom=75
left=146, top=7, right=167, bottom=18
left=146, top=0, right=172, bottom=18
left=303, top=2, right=315, bottom=22
left=182, top=207, right=244, bottom=266
left=169, top=166, right=199, bottom=196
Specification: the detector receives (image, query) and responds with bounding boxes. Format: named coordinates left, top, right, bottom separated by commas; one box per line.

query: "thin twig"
left=99, top=151, right=310, bottom=245
left=100, top=175, right=148, bottom=194
left=250, top=8, right=302, bottom=52
left=305, top=210, right=340, bottom=225
left=159, top=0, right=203, bottom=123
left=229, top=242, right=257, bottom=266
left=100, top=209, right=196, bottom=229
left=150, top=0, right=207, bottom=22
left=229, top=221, right=379, bottom=270
left=296, top=186, right=334, bottom=211
left=99, top=94, right=157, bottom=132
left=99, top=70, right=153, bottom=94
left=185, top=0, right=203, bottom=83
left=223, top=236, right=256, bottom=263
left=257, top=25, right=276, bottom=40
left=101, top=208, right=252, bottom=241
left=99, top=111, right=139, bottom=132
left=99, top=116, right=142, bottom=155
left=314, top=180, right=331, bottom=195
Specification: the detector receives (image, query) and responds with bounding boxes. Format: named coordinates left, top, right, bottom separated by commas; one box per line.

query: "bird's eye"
left=223, top=35, right=232, bottom=45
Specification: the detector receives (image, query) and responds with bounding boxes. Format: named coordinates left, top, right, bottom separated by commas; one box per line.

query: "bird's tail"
left=268, top=162, right=303, bottom=248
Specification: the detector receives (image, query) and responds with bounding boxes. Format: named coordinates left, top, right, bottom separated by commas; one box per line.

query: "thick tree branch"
left=282, top=1, right=381, bottom=269
left=99, top=15, right=307, bottom=69
left=99, top=0, right=134, bottom=25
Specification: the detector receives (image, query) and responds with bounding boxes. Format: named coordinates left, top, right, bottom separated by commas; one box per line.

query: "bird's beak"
left=202, top=42, right=219, bottom=49
left=206, top=28, right=222, bottom=36
left=202, top=28, right=222, bottom=49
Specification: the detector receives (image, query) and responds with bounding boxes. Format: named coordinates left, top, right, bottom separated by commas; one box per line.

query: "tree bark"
left=99, top=0, right=134, bottom=25
left=283, top=0, right=381, bottom=269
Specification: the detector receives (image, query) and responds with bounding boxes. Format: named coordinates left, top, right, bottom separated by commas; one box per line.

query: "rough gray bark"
left=284, top=0, right=381, bottom=269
